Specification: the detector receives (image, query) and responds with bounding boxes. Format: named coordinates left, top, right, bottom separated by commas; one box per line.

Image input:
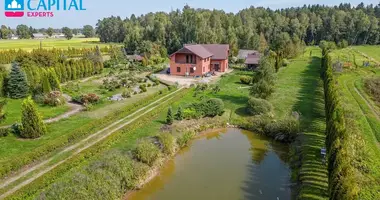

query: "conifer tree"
left=20, top=97, right=46, bottom=139
left=48, top=69, right=61, bottom=92
left=175, top=106, right=183, bottom=121
left=166, top=107, right=173, bottom=125
left=8, top=63, right=29, bottom=99
left=41, top=71, right=52, bottom=94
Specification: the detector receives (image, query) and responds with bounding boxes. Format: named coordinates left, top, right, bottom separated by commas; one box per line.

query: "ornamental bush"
left=20, top=97, right=47, bottom=139
left=247, top=97, right=273, bottom=115
left=240, top=75, right=252, bottom=84
left=44, top=91, right=66, bottom=106
left=158, top=133, right=176, bottom=156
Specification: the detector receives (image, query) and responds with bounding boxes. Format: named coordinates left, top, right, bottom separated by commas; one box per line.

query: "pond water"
left=127, top=128, right=292, bottom=200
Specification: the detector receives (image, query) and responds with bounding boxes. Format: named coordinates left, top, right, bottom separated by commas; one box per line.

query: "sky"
left=1, top=0, right=379, bottom=28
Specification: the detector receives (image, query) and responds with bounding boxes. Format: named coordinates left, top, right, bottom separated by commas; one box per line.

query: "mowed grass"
left=0, top=38, right=117, bottom=51
left=353, top=45, right=380, bottom=62
left=0, top=85, right=167, bottom=161
left=0, top=98, right=69, bottom=126
left=269, top=47, right=328, bottom=199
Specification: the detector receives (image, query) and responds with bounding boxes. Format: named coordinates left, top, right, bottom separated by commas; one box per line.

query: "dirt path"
left=0, top=88, right=183, bottom=199
left=0, top=94, right=84, bottom=129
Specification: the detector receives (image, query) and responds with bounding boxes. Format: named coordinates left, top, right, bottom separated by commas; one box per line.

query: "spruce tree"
left=20, top=97, right=47, bottom=139
left=175, top=106, right=183, bottom=120
left=8, top=63, right=29, bottom=99
left=166, top=107, right=173, bottom=125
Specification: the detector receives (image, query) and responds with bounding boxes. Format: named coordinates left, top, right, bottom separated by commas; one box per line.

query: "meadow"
left=0, top=38, right=118, bottom=51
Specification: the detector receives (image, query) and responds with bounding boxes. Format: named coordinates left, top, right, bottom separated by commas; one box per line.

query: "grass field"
left=353, top=45, right=380, bottom=63
left=269, top=48, right=328, bottom=199
left=0, top=38, right=118, bottom=51
left=0, top=84, right=166, bottom=162
left=329, top=48, right=380, bottom=198
left=0, top=99, right=69, bottom=126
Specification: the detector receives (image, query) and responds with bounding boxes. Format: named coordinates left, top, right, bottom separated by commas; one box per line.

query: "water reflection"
left=127, top=128, right=291, bottom=200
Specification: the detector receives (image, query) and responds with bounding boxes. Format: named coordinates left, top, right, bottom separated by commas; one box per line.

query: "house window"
left=203, top=66, right=205, bottom=72
left=190, top=67, right=194, bottom=73
left=186, top=55, right=189, bottom=63
left=177, top=67, right=181, bottom=73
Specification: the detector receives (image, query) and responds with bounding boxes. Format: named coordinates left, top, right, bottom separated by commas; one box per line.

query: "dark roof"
left=171, top=45, right=213, bottom=59
left=238, top=50, right=259, bottom=59
left=245, top=54, right=261, bottom=65
left=171, top=44, right=229, bottom=60
left=200, top=44, right=229, bottom=60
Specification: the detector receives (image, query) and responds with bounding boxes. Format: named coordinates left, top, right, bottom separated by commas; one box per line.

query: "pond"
left=127, top=128, right=292, bottom=200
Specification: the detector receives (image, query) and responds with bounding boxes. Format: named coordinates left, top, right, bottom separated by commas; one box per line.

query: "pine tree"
left=48, top=69, right=61, bottom=92
left=166, top=107, right=173, bottom=125
left=8, top=63, right=29, bottom=99
left=20, top=97, right=47, bottom=139
left=175, top=106, right=183, bottom=121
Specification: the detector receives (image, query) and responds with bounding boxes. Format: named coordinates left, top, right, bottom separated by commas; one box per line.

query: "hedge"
left=0, top=88, right=174, bottom=179
left=321, top=47, right=360, bottom=199
left=6, top=88, right=188, bottom=200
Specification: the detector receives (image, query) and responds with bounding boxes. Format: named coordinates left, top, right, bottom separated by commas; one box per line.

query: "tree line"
left=0, top=25, right=96, bottom=40
left=96, top=3, right=380, bottom=57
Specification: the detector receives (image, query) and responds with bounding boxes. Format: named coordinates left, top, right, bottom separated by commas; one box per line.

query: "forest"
left=96, top=3, right=380, bottom=56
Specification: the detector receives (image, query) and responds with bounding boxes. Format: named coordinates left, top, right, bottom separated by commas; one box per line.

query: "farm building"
left=169, top=44, right=230, bottom=76
left=33, top=33, right=47, bottom=39
left=238, top=49, right=261, bottom=69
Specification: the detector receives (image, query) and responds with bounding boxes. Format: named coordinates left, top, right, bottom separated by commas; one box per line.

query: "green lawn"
left=0, top=85, right=167, bottom=161
left=0, top=98, right=69, bottom=126
left=269, top=47, right=328, bottom=199
left=353, top=45, right=380, bottom=63
left=0, top=38, right=118, bottom=51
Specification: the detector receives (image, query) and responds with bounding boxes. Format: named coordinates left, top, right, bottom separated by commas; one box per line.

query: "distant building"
left=238, top=49, right=261, bottom=69
left=33, top=33, right=47, bottom=39
left=10, top=34, right=19, bottom=40
left=52, top=33, right=65, bottom=39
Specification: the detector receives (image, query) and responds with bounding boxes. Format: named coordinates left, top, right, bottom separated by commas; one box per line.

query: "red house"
left=169, top=44, right=230, bottom=76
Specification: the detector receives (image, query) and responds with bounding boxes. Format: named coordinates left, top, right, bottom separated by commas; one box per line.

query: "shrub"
left=0, top=128, right=9, bottom=137
left=247, top=97, right=273, bottom=115
left=195, top=83, right=208, bottom=91
left=147, top=83, right=152, bottom=87
left=139, top=85, right=147, bottom=93
left=10, top=123, right=22, bottom=136
left=282, top=59, right=290, bottom=66
left=166, top=107, right=173, bottom=125
left=264, top=117, right=300, bottom=142
left=183, top=107, right=202, bottom=119
left=44, top=91, right=66, bottom=106
left=133, top=140, right=161, bottom=166
left=122, top=90, right=132, bottom=98
left=158, top=133, right=176, bottom=156
left=21, top=97, right=47, bottom=139
left=133, top=91, right=138, bottom=95
left=240, top=75, right=252, bottom=84
left=364, top=78, right=380, bottom=103
left=177, top=132, right=194, bottom=148
left=198, top=98, right=225, bottom=117
left=75, top=93, right=100, bottom=104
left=175, top=106, right=183, bottom=121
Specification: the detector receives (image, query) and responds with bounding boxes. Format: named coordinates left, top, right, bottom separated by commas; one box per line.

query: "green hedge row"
left=0, top=88, right=173, bottom=179
left=321, top=48, right=359, bottom=199
left=5, top=88, right=188, bottom=200
left=0, top=47, right=111, bottom=64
